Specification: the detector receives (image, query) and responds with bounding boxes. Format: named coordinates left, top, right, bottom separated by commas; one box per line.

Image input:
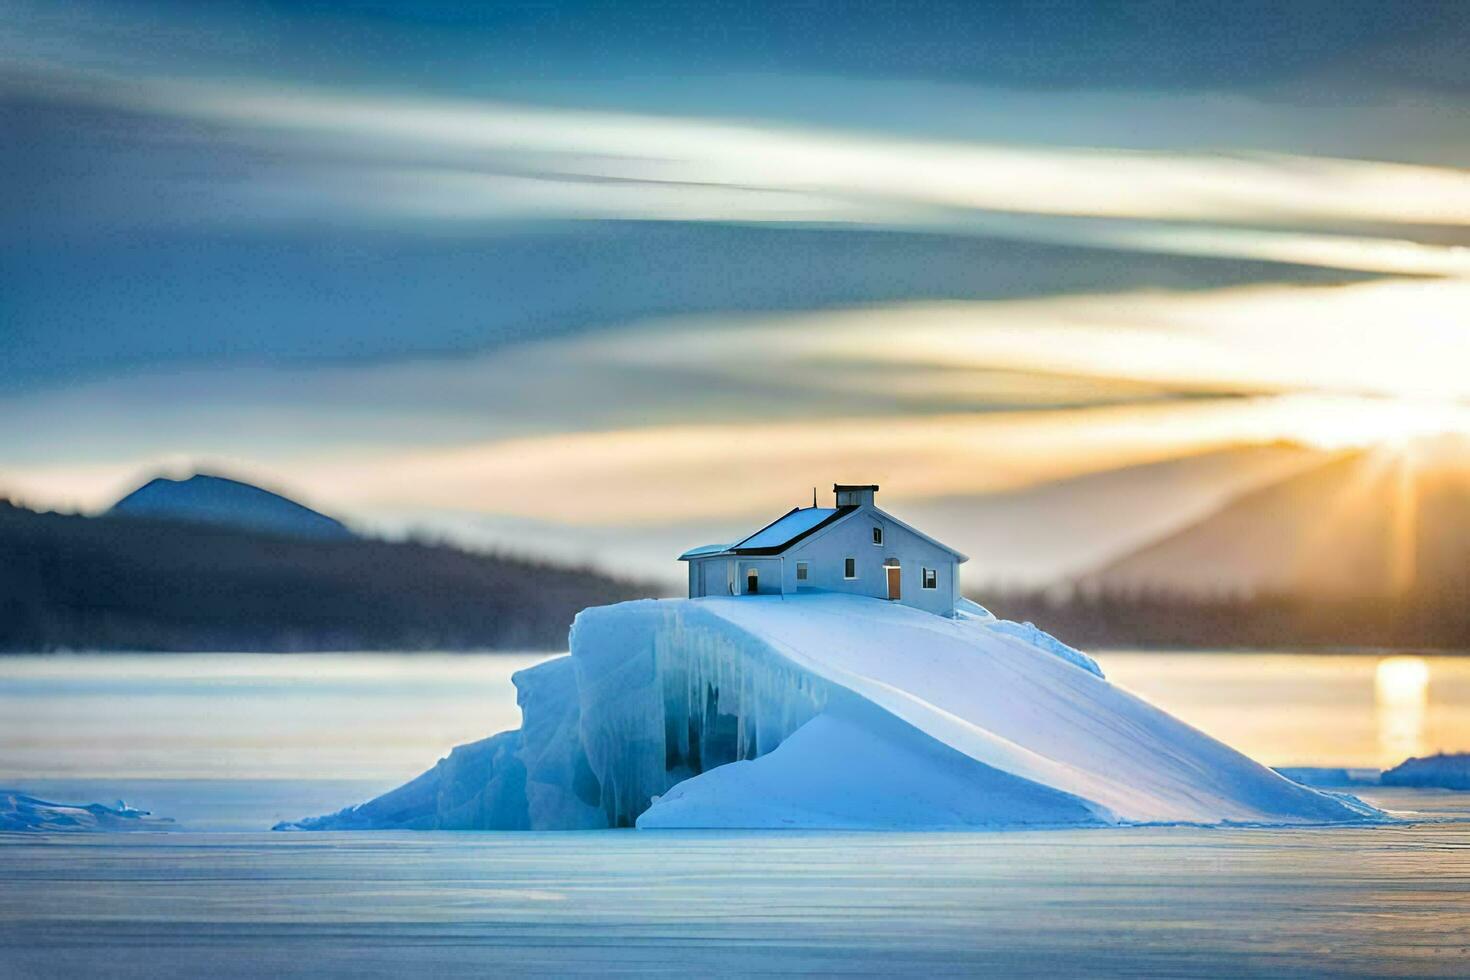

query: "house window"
left=922, top=567, right=938, bottom=590
left=843, top=557, right=856, bottom=579
left=795, top=561, right=809, bottom=582
left=872, top=526, right=883, bottom=546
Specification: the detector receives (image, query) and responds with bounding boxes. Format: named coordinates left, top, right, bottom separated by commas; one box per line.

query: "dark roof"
left=833, top=483, right=879, bottom=492
left=678, top=497, right=968, bottom=563
left=728, top=505, right=856, bottom=556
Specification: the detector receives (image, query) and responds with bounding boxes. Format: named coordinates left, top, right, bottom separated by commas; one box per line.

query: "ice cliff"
left=278, top=594, right=1377, bottom=831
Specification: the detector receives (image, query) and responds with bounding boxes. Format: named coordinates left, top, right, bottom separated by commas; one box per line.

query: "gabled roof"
left=677, top=500, right=968, bottom=562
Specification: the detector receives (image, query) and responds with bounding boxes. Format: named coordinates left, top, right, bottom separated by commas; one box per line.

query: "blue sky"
left=2, top=0, right=1467, bottom=582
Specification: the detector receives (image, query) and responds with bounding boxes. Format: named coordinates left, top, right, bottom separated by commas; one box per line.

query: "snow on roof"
left=731, top=506, right=849, bottom=553
left=678, top=543, right=732, bottom=560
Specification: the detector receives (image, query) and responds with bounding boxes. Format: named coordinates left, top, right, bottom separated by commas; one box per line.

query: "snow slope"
left=281, top=594, right=1377, bottom=832
left=640, top=696, right=1100, bottom=829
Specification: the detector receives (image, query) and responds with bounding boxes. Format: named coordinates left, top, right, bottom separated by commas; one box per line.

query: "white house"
left=679, top=484, right=968, bottom=617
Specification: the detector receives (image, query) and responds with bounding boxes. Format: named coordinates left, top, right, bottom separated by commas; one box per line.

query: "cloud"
left=616, top=279, right=1470, bottom=404
left=125, top=77, right=1470, bottom=229
left=7, top=278, right=1468, bottom=519
left=5, top=1, right=1469, bottom=578
left=8, top=66, right=1469, bottom=281
left=292, top=393, right=1470, bottom=525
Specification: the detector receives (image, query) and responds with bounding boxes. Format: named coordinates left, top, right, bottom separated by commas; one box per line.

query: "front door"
left=746, top=569, right=759, bottom=594
left=886, top=565, right=901, bottom=600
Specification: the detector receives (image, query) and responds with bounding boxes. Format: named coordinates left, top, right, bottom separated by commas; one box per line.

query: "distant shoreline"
left=980, top=588, right=1470, bottom=655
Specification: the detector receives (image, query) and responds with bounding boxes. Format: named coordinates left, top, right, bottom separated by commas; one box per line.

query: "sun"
left=1274, top=395, right=1470, bottom=452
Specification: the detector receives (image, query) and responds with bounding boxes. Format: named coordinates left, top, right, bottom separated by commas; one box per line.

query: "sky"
left=2, top=0, right=1468, bottom=585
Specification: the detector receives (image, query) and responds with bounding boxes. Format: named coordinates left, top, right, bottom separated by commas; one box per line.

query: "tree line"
left=0, top=501, right=658, bottom=652
left=980, top=579, right=1470, bottom=652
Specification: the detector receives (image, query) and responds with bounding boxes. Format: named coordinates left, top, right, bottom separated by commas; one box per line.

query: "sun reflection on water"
left=1375, top=655, right=1430, bottom=768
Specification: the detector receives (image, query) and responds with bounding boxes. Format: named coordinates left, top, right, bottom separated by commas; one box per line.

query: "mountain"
left=1081, top=437, right=1470, bottom=599
left=109, top=473, right=352, bottom=540
left=0, top=501, right=655, bottom=652
left=899, top=443, right=1325, bottom=587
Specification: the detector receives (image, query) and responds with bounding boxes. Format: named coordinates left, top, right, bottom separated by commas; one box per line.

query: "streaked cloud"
left=278, top=393, right=1470, bottom=525
left=135, top=79, right=1470, bottom=228
left=8, top=66, right=1469, bottom=280
left=614, top=279, right=1470, bottom=404
left=0, top=395, right=1383, bottom=522
left=7, top=279, right=1468, bottom=522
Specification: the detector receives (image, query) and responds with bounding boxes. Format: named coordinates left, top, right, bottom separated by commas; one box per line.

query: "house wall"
left=685, top=507, right=960, bottom=615
left=688, top=560, right=703, bottom=597
left=781, top=507, right=958, bottom=617
left=688, top=556, right=783, bottom=596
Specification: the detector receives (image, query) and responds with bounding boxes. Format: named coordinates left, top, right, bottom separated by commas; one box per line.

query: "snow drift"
left=280, top=594, right=1377, bottom=831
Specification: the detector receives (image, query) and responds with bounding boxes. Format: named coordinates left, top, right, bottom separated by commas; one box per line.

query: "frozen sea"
left=3, top=651, right=1469, bottom=976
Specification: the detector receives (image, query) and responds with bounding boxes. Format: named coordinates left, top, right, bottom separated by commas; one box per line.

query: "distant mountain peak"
left=109, top=471, right=352, bottom=541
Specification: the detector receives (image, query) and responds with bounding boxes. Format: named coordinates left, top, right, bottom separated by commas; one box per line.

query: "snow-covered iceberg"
left=1, top=791, right=175, bottom=832
left=280, top=594, right=1378, bottom=831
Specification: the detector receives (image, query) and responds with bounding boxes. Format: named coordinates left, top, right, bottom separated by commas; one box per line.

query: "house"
left=678, top=484, right=968, bottom=617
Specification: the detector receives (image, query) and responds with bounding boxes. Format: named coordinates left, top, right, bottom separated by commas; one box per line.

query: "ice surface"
left=274, top=731, right=527, bottom=830
left=283, top=593, right=1379, bottom=831
left=1, top=791, right=174, bottom=832
left=515, top=657, right=606, bottom=829
left=10, top=814, right=1470, bottom=977
left=571, top=600, right=830, bottom=826
left=1382, top=753, right=1470, bottom=790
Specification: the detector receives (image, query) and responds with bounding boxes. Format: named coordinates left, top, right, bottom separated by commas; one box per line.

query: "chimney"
left=833, top=484, right=878, bottom=508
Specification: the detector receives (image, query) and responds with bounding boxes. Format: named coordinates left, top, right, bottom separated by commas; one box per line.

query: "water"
left=0, top=653, right=551, bottom=782
left=3, top=651, right=1467, bottom=796
left=3, top=651, right=1470, bottom=976
left=3, top=811, right=1469, bottom=977
left=1100, top=651, right=1470, bottom=770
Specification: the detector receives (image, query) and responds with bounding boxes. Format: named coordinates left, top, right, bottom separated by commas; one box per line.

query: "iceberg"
left=273, top=732, right=528, bottom=831
left=1, top=791, right=175, bottom=832
left=1381, top=753, right=1470, bottom=791
left=280, top=594, right=1379, bottom=831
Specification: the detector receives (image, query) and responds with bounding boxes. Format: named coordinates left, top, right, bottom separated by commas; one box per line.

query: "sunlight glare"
left=1375, top=655, right=1430, bottom=768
